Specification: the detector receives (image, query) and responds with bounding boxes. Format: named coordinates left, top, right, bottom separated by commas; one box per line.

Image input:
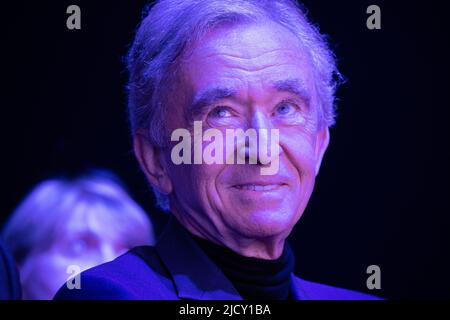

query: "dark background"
left=2, top=1, right=449, bottom=299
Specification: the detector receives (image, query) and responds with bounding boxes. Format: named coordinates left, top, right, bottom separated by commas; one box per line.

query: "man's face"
left=163, top=22, right=329, bottom=243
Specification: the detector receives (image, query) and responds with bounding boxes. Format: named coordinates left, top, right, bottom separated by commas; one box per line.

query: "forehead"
left=179, top=21, right=315, bottom=95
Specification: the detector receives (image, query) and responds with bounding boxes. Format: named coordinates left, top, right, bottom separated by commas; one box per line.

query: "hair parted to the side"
left=127, top=0, right=342, bottom=211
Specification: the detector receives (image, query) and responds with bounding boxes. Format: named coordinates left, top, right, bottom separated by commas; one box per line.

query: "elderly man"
left=55, top=0, right=377, bottom=300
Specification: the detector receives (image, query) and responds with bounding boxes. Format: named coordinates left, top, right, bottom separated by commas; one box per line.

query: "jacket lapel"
left=156, top=217, right=242, bottom=300
left=290, top=274, right=306, bottom=300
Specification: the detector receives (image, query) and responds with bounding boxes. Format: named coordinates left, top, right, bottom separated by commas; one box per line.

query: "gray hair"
left=127, top=0, right=341, bottom=211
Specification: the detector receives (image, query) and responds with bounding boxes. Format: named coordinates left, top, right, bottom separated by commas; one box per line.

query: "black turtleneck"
left=192, top=235, right=295, bottom=300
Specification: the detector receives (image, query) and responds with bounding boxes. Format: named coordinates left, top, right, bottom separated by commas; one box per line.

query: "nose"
left=236, top=111, right=282, bottom=165
left=250, top=111, right=271, bottom=131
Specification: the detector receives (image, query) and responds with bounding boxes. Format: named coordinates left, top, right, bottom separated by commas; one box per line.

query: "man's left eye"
left=275, top=101, right=299, bottom=116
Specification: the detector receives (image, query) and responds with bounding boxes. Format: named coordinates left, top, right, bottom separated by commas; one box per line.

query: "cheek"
left=169, top=161, right=225, bottom=205
left=21, top=253, right=70, bottom=292
left=194, top=164, right=226, bottom=204
left=283, top=131, right=318, bottom=180
left=53, top=251, right=105, bottom=275
left=30, top=253, right=63, bottom=276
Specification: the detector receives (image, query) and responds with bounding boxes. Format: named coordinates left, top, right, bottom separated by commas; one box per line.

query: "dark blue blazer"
left=54, top=218, right=380, bottom=300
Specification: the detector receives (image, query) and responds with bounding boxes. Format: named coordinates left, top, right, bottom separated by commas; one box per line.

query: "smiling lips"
left=233, top=183, right=287, bottom=191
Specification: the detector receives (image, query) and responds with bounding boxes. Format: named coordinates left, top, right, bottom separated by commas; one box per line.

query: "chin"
left=232, top=206, right=299, bottom=238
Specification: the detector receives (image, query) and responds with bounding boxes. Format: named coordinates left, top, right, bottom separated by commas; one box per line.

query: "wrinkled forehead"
left=187, top=21, right=306, bottom=59
left=177, top=21, right=316, bottom=102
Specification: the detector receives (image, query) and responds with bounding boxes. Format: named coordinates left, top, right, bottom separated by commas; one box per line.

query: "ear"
left=134, top=130, right=173, bottom=194
left=314, top=127, right=330, bottom=175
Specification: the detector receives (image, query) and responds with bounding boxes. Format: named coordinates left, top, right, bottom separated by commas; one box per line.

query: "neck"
left=170, top=203, right=288, bottom=260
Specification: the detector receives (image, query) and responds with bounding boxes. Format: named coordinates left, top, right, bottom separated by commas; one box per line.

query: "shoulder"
left=292, top=275, right=383, bottom=300
left=54, top=246, right=177, bottom=300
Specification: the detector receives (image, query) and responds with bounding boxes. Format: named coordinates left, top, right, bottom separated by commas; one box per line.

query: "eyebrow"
left=271, top=78, right=311, bottom=107
left=188, top=86, right=237, bottom=120
left=187, top=78, right=311, bottom=121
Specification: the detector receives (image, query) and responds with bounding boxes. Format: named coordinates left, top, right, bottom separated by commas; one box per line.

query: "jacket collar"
left=156, top=216, right=304, bottom=300
left=155, top=217, right=242, bottom=300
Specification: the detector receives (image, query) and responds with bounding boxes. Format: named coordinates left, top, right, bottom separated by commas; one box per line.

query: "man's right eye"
left=208, top=106, right=232, bottom=119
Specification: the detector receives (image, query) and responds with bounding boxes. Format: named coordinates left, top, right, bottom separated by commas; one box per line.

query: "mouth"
left=232, top=183, right=287, bottom=191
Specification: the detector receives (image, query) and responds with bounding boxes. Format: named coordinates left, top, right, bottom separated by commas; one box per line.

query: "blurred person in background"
left=1, top=171, right=154, bottom=300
